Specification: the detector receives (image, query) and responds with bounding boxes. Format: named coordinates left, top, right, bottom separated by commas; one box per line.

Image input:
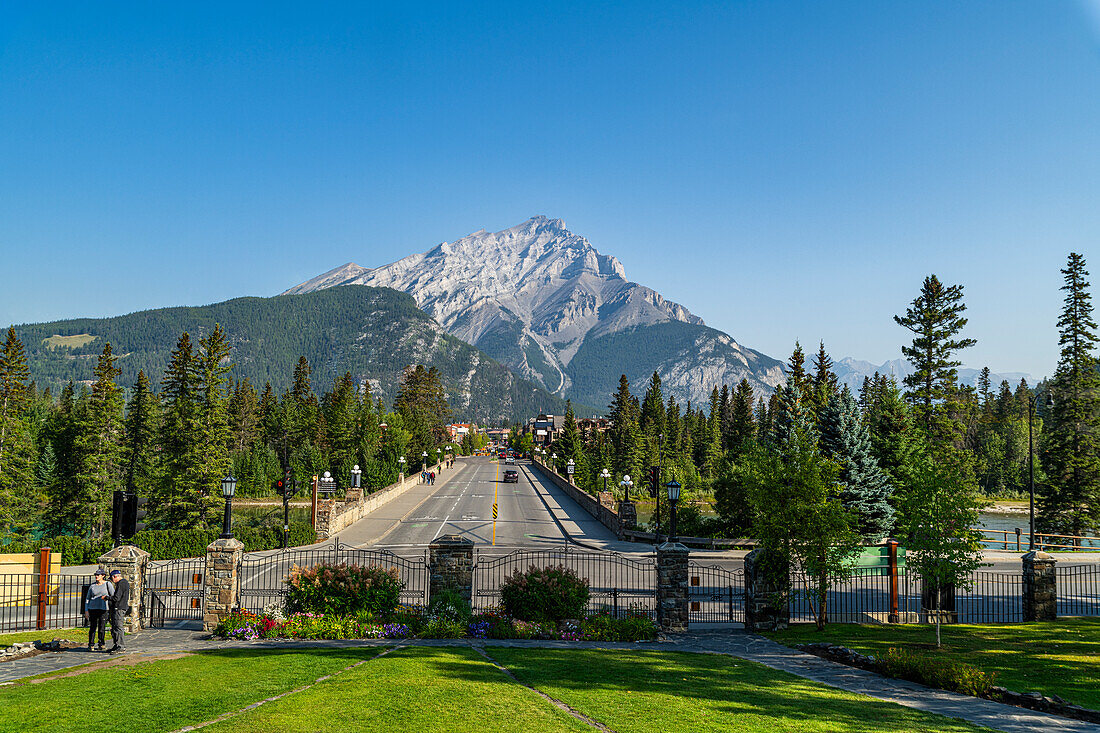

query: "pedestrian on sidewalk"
left=429, top=471, right=435, bottom=485
left=107, top=569, right=129, bottom=654
left=83, top=569, right=111, bottom=651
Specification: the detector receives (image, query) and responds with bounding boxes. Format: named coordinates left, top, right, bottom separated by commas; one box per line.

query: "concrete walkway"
left=2, top=627, right=1096, bottom=732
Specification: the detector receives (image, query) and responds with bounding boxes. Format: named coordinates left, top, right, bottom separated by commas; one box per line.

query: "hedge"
left=0, top=524, right=317, bottom=565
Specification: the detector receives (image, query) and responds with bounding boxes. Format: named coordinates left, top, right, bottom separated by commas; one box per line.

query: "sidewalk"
left=3, top=628, right=1096, bottom=732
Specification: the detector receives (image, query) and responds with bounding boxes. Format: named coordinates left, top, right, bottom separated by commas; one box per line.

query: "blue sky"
left=2, top=1, right=1099, bottom=379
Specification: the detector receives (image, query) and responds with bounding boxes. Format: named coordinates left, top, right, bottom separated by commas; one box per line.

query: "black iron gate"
left=472, top=547, right=656, bottom=617
left=237, top=540, right=430, bottom=615
left=687, top=562, right=744, bottom=623
left=143, top=558, right=205, bottom=628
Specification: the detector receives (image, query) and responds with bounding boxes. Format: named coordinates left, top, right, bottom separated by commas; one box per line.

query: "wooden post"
left=887, top=540, right=899, bottom=623
left=36, top=547, right=50, bottom=630
left=1016, top=527, right=1021, bottom=552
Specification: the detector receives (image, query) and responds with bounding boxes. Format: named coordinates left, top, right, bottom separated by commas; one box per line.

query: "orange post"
left=310, top=475, right=319, bottom=531
left=36, top=547, right=50, bottom=630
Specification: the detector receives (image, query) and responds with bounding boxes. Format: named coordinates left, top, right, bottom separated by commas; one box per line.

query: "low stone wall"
left=316, top=459, right=450, bottom=540
left=529, top=459, right=620, bottom=537
left=621, top=529, right=758, bottom=550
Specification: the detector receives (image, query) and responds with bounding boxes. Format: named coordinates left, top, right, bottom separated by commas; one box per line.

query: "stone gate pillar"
left=656, top=541, right=690, bottom=632
left=744, top=548, right=789, bottom=632
left=429, top=535, right=474, bottom=610
left=618, top=500, right=637, bottom=534
left=98, top=545, right=150, bottom=634
left=1023, top=550, right=1057, bottom=621
left=203, top=537, right=245, bottom=632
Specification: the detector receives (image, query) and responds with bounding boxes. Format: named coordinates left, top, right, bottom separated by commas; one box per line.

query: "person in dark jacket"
left=108, top=569, right=130, bottom=653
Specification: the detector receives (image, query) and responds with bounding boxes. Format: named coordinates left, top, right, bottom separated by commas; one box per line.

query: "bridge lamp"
left=398, top=455, right=406, bottom=474
left=351, top=464, right=362, bottom=489
left=219, top=474, right=237, bottom=540
left=620, top=474, right=633, bottom=503
left=600, top=468, right=610, bottom=493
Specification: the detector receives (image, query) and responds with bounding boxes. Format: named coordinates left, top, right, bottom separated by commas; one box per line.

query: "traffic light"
left=273, top=478, right=285, bottom=495
left=111, top=490, right=125, bottom=544
left=648, top=465, right=660, bottom=497
left=121, top=493, right=148, bottom=538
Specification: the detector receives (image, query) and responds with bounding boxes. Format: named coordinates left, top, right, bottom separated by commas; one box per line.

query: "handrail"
left=976, top=527, right=1099, bottom=551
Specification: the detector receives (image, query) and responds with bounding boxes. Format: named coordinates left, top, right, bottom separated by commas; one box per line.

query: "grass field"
left=41, top=334, right=96, bottom=349
left=0, top=646, right=993, bottom=732
left=767, top=619, right=1100, bottom=709
left=0, top=627, right=113, bottom=647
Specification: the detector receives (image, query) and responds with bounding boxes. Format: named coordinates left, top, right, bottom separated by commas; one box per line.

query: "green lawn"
left=205, top=647, right=589, bottom=733
left=1, top=644, right=996, bottom=732
left=766, top=619, right=1100, bottom=709
left=0, top=648, right=376, bottom=733
left=490, top=648, right=988, bottom=733
left=0, top=627, right=113, bottom=648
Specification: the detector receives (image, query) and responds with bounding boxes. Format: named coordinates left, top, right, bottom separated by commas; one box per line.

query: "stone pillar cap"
left=431, top=534, right=474, bottom=547
left=97, top=544, right=151, bottom=563
left=1022, top=550, right=1055, bottom=562
left=207, top=537, right=245, bottom=552
left=657, top=541, right=690, bottom=553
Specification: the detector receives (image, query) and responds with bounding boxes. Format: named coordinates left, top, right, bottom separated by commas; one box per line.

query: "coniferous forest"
left=541, top=254, right=1099, bottom=545
left=2, top=254, right=1098, bottom=546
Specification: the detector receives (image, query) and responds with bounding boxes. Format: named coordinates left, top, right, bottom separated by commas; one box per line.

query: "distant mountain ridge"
left=834, top=356, right=1033, bottom=392
left=286, top=216, right=785, bottom=407
left=14, top=286, right=574, bottom=423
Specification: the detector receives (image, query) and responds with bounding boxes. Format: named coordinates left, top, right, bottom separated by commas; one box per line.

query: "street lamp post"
left=351, top=464, right=362, bottom=489
left=566, top=458, right=575, bottom=483
left=619, top=474, right=632, bottom=503
left=422, top=451, right=428, bottom=472
left=220, top=474, right=237, bottom=540
left=600, top=468, right=610, bottom=495
left=398, top=455, right=406, bottom=478
left=665, top=480, right=682, bottom=543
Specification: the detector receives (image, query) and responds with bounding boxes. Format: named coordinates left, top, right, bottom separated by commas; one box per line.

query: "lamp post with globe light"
left=219, top=474, right=237, bottom=540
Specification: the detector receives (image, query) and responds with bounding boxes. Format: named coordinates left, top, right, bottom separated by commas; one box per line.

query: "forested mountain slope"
left=14, top=285, right=574, bottom=423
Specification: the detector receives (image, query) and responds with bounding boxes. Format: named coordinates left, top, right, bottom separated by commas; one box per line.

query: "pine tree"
left=193, top=324, right=233, bottom=528
left=894, top=275, right=977, bottom=451
left=770, top=382, right=817, bottom=455
left=820, top=387, right=895, bottom=540
left=228, top=378, right=260, bottom=453
left=323, top=372, right=361, bottom=480
left=608, top=375, right=643, bottom=481
left=556, top=401, right=586, bottom=481
left=0, top=327, right=35, bottom=532
left=727, top=379, right=756, bottom=454
left=123, top=370, right=160, bottom=496
left=786, top=341, right=810, bottom=396
left=640, top=371, right=666, bottom=440
left=863, top=374, right=920, bottom=489
left=810, top=341, right=839, bottom=420
left=72, top=343, right=125, bottom=537
left=1040, top=253, right=1100, bottom=537
left=292, top=356, right=312, bottom=402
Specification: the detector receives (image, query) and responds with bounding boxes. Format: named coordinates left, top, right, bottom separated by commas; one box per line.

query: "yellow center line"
left=493, top=459, right=499, bottom=546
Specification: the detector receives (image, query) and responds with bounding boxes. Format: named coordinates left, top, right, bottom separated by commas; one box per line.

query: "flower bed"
left=214, top=607, right=658, bottom=643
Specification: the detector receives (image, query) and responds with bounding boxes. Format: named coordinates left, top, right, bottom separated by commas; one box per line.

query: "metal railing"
left=1057, top=564, right=1100, bottom=617
left=978, top=527, right=1100, bottom=551
left=472, top=547, right=657, bottom=618
left=237, top=540, right=430, bottom=614
left=143, top=558, right=205, bottom=628
left=0, top=572, right=94, bottom=633
left=687, top=563, right=744, bottom=622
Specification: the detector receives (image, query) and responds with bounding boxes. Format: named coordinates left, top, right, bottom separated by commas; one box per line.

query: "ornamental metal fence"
left=0, top=572, right=93, bottom=633
left=687, top=562, right=744, bottom=623
left=143, top=558, right=205, bottom=628
left=237, top=540, right=430, bottom=615
left=472, top=547, right=657, bottom=618
left=1056, top=564, right=1100, bottom=617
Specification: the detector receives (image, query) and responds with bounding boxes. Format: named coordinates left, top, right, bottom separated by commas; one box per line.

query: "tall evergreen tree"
left=727, top=379, right=756, bottom=455
left=1040, top=253, right=1100, bottom=537
left=894, top=275, right=977, bottom=451
left=820, top=387, right=894, bottom=540
left=0, top=327, right=35, bottom=532
left=123, top=370, right=160, bottom=496
left=810, top=341, right=839, bottom=420
left=72, top=343, right=125, bottom=537
left=228, top=378, right=260, bottom=453
left=608, top=375, right=642, bottom=481
left=786, top=341, right=810, bottom=396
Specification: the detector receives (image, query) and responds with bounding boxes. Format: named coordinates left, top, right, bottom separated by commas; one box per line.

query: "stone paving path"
left=2, top=628, right=1097, bottom=732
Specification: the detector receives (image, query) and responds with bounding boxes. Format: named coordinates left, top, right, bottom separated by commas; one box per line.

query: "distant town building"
left=447, top=423, right=476, bottom=439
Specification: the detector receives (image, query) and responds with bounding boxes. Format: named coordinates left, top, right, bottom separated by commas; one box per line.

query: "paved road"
left=336, top=457, right=625, bottom=552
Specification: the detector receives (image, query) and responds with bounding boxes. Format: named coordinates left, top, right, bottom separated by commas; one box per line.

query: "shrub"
left=285, top=562, right=403, bottom=617
left=500, top=564, right=590, bottom=622
left=579, top=613, right=659, bottom=642
left=877, top=647, right=995, bottom=697
left=467, top=610, right=516, bottom=639
left=427, top=588, right=471, bottom=625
